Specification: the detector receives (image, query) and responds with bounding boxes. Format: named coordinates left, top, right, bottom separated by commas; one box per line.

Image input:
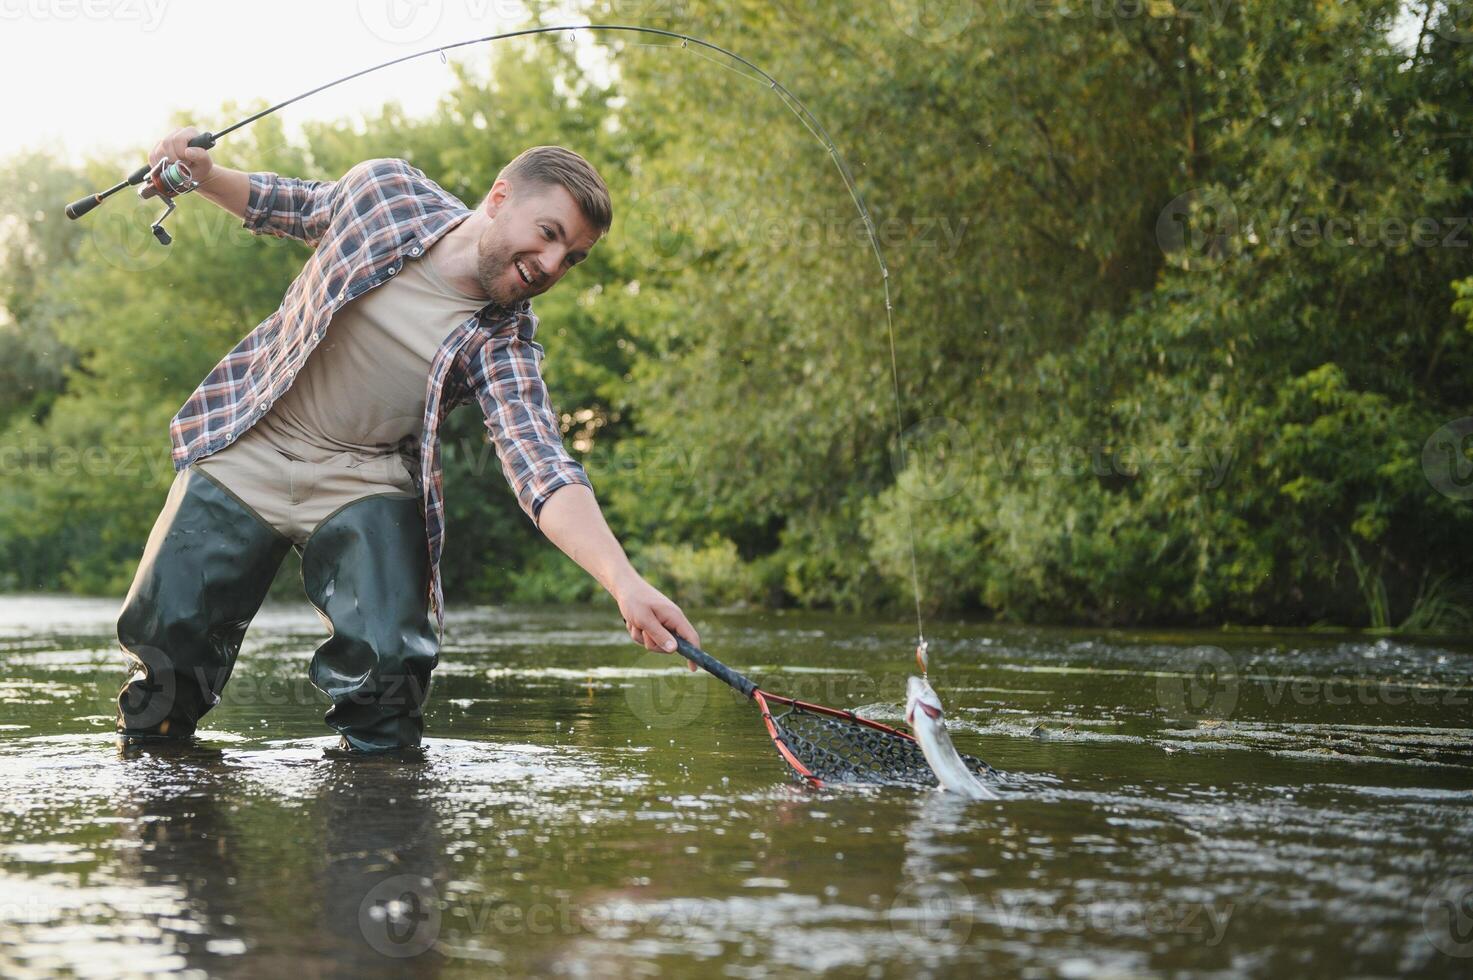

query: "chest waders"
left=115, top=466, right=438, bottom=752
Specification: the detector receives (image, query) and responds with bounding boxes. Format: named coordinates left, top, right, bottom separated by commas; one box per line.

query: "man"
left=115, top=127, right=700, bottom=753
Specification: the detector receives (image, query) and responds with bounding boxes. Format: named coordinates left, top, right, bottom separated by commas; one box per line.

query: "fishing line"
left=62, top=22, right=931, bottom=661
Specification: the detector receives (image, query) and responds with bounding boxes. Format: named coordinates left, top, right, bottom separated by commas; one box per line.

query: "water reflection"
left=0, top=598, right=1468, bottom=977
left=105, top=741, right=451, bottom=976
left=317, top=753, right=446, bottom=976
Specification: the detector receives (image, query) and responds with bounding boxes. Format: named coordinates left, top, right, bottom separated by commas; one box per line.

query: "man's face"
left=476, top=179, right=601, bottom=307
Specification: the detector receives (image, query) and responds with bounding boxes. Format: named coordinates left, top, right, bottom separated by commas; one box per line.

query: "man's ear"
left=483, top=178, right=512, bottom=218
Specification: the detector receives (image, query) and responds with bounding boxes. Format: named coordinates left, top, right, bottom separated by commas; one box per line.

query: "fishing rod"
left=61, top=22, right=933, bottom=664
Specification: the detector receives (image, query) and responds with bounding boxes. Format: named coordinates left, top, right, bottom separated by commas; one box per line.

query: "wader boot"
left=299, top=493, right=438, bottom=753
left=116, top=467, right=293, bottom=741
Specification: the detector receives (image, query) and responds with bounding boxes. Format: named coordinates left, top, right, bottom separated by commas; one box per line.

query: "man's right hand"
left=151, top=126, right=214, bottom=184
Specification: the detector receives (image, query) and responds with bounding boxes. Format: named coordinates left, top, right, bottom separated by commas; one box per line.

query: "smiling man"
left=114, top=128, right=700, bottom=753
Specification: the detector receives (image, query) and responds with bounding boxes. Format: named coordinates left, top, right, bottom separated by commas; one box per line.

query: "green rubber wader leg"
left=299, top=493, right=439, bottom=753
left=116, top=466, right=293, bottom=739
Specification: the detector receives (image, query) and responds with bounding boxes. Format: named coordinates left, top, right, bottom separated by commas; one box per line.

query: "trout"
left=905, top=675, right=998, bottom=800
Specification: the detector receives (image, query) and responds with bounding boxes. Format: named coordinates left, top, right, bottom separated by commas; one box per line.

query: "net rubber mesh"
left=765, top=698, right=992, bottom=788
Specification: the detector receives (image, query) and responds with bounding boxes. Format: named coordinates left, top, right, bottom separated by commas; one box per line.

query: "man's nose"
left=536, top=246, right=570, bottom=279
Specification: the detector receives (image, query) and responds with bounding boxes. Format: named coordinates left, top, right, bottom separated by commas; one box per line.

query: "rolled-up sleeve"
left=468, top=319, right=593, bottom=526
left=241, top=171, right=343, bottom=247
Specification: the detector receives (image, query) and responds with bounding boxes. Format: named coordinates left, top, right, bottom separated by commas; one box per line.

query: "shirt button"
left=257, top=401, right=268, bottom=412
left=387, top=266, right=398, bottom=275
left=409, top=245, right=422, bottom=256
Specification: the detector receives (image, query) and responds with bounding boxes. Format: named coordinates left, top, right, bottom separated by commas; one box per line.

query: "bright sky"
left=0, top=0, right=594, bottom=166
left=1, top=0, right=1434, bottom=168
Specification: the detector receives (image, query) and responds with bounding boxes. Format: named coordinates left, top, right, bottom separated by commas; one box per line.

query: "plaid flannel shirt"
left=169, top=158, right=592, bottom=638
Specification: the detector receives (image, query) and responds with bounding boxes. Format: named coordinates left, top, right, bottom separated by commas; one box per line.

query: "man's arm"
left=537, top=483, right=701, bottom=656
left=470, top=324, right=701, bottom=657
left=194, top=166, right=251, bottom=218
left=148, top=126, right=345, bottom=246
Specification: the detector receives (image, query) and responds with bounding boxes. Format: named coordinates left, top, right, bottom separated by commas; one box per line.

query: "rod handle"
left=672, top=634, right=759, bottom=699
left=64, top=194, right=102, bottom=220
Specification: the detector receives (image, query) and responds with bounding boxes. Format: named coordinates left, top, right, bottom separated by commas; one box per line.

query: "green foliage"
left=0, top=3, right=1469, bottom=630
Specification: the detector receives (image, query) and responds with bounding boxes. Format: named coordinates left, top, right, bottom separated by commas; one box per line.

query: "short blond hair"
left=497, top=145, right=612, bottom=234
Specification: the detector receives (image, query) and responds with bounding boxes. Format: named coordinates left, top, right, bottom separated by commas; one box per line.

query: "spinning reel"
left=134, top=157, right=200, bottom=245
left=64, top=131, right=216, bottom=246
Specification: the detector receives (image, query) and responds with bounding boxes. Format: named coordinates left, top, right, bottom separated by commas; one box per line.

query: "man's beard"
left=475, top=233, right=522, bottom=309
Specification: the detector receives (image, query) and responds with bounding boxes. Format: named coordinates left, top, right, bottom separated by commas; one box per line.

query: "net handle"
left=672, top=635, right=759, bottom=699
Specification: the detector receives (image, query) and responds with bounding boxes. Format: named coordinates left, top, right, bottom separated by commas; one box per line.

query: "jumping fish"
left=905, top=675, right=998, bottom=800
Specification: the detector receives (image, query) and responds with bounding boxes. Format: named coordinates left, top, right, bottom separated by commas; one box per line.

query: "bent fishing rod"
left=62, top=22, right=933, bottom=666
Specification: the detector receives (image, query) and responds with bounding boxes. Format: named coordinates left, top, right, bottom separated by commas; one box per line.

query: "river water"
left=0, top=594, right=1469, bottom=977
